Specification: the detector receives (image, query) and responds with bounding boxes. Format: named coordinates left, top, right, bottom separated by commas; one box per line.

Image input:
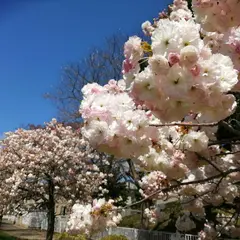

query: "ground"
left=0, top=220, right=56, bottom=240
left=0, top=230, right=16, bottom=240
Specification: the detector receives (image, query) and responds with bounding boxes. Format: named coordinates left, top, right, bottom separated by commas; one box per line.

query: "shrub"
left=100, top=234, right=128, bottom=240
left=56, top=232, right=86, bottom=240
left=118, top=214, right=141, bottom=229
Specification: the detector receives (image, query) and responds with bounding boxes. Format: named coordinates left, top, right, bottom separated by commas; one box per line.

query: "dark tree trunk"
left=0, top=214, right=3, bottom=226
left=46, top=176, right=55, bottom=240
left=141, top=202, right=147, bottom=229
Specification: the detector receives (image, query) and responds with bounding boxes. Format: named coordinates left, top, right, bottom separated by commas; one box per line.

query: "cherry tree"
left=75, top=0, right=240, bottom=238
left=0, top=119, right=106, bottom=240
left=0, top=169, right=11, bottom=226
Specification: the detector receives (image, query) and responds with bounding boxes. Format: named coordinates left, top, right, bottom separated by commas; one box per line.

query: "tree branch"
left=120, top=167, right=240, bottom=210
left=150, top=122, right=219, bottom=127
left=196, top=153, right=223, bottom=173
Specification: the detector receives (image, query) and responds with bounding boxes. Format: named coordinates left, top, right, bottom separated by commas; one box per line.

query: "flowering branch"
left=76, top=0, right=240, bottom=237
left=121, top=167, right=240, bottom=210
left=215, top=211, right=236, bottom=240
left=150, top=122, right=219, bottom=127
left=196, top=153, right=223, bottom=173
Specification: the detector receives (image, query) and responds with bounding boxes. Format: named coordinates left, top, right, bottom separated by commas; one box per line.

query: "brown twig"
left=215, top=150, right=240, bottom=157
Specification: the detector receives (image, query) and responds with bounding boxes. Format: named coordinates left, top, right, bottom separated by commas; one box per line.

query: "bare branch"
left=45, top=33, right=128, bottom=122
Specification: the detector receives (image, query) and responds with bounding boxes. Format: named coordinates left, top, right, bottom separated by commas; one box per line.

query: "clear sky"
left=0, top=0, right=172, bottom=134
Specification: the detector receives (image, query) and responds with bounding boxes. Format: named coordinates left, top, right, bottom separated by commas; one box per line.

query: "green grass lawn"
left=0, top=231, right=16, bottom=240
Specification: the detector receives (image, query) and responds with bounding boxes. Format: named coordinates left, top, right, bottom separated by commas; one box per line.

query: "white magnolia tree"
left=0, top=119, right=106, bottom=240
left=69, top=0, right=240, bottom=239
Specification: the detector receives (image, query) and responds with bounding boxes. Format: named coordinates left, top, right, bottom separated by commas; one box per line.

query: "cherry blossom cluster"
left=200, top=219, right=240, bottom=240
left=193, top=0, right=240, bottom=91
left=139, top=171, right=169, bottom=200
left=124, top=12, right=238, bottom=123
left=175, top=211, right=196, bottom=232
left=215, top=213, right=240, bottom=238
left=80, top=80, right=156, bottom=160
left=199, top=223, right=218, bottom=240
left=144, top=205, right=170, bottom=228
left=79, top=0, right=240, bottom=238
left=192, top=0, right=240, bottom=33
left=67, top=198, right=121, bottom=237
left=140, top=147, right=240, bottom=236
left=142, top=0, right=192, bottom=36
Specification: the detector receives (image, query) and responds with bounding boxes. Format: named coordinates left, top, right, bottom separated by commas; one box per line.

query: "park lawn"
left=0, top=231, right=16, bottom=240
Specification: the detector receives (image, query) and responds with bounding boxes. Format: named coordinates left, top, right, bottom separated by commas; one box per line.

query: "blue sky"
left=0, top=0, right=172, bottom=134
